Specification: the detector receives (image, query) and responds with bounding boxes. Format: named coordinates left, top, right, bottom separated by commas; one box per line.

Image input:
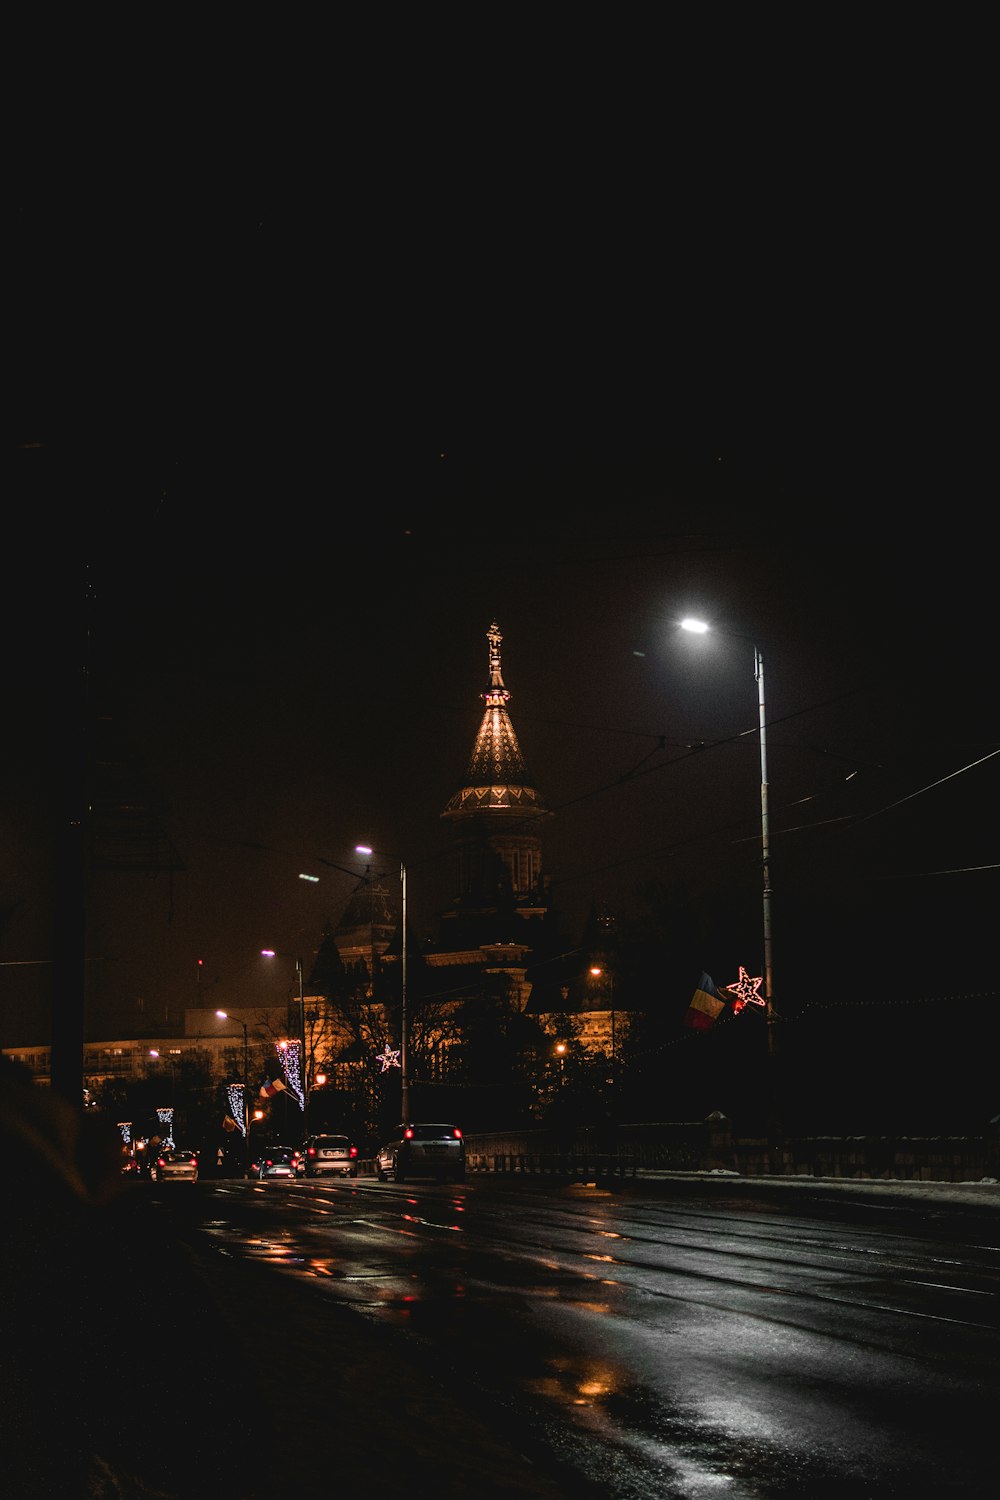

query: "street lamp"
left=355, top=843, right=408, bottom=1126
left=589, top=966, right=616, bottom=1068
left=215, top=1010, right=250, bottom=1172
left=679, top=617, right=775, bottom=1056
left=260, top=950, right=308, bottom=1131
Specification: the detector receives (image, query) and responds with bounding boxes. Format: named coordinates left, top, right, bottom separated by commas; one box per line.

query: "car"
left=249, top=1147, right=302, bottom=1181
left=153, top=1149, right=199, bottom=1183
left=375, top=1123, right=465, bottom=1184
left=301, top=1133, right=359, bottom=1178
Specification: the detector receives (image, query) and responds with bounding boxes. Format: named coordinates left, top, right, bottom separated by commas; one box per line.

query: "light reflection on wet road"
left=165, top=1177, right=999, bottom=1497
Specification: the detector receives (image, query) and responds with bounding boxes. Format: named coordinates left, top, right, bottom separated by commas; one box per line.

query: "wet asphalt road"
left=147, top=1173, right=999, bottom=1499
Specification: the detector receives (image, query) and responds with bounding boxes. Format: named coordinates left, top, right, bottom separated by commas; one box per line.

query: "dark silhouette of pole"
left=296, top=956, right=308, bottom=1134
left=356, top=845, right=409, bottom=1126
left=755, top=643, right=775, bottom=1057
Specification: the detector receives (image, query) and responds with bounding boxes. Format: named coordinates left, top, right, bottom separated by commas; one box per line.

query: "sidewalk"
left=624, top=1168, right=1000, bottom=1210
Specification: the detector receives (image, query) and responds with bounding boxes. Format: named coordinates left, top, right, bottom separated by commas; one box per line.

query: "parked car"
left=153, top=1149, right=199, bottom=1183
left=375, top=1124, right=465, bottom=1183
left=249, top=1147, right=302, bottom=1181
left=301, top=1133, right=359, bottom=1179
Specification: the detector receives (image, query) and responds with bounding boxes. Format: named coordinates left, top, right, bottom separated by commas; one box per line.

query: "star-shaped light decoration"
left=376, top=1044, right=401, bottom=1073
left=726, top=965, right=764, bottom=1015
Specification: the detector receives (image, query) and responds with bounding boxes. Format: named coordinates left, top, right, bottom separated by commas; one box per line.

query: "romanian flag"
left=684, top=972, right=730, bottom=1030
left=259, top=1075, right=287, bottom=1099
left=222, top=1114, right=239, bottom=1132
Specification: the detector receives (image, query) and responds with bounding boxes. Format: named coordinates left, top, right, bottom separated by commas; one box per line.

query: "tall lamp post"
left=588, top=966, right=616, bottom=1069
left=680, top=618, right=775, bottom=1056
left=355, top=843, right=409, bottom=1127
left=215, top=1010, right=251, bottom=1171
left=260, top=951, right=308, bottom=1132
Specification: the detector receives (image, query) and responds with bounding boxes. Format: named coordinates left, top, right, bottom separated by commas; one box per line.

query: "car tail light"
left=190, top=1157, right=198, bottom=1166
left=349, top=1146, right=358, bottom=1158
left=157, top=1158, right=166, bottom=1168
left=453, top=1129, right=462, bottom=1139
left=265, top=1158, right=274, bottom=1167
left=404, top=1128, right=414, bottom=1140
left=307, top=1147, right=316, bottom=1157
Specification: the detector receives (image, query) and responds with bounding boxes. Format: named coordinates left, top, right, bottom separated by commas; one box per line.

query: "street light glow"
left=215, top=1009, right=228, bottom=1020
left=680, top=617, right=709, bottom=633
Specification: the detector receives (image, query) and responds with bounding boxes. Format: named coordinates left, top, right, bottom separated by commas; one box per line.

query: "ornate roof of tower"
left=441, top=621, right=549, bottom=819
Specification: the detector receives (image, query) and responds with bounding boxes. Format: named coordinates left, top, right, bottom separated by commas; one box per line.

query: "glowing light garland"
left=117, top=1121, right=132, bottom=1145
left=157, top=1107, right=175, bottom=1149
left=376, top=1044, right=401, bottom=1072
left=727, top=966, right=764, bottom=1015
left=226, top=1083, right=247, bottom=1135
left=278, top=1040, right=304, bottom=1109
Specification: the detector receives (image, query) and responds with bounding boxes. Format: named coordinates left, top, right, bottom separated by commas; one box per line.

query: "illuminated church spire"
left=439, top=622, right=550, bottom=929
left=442, top=621, right=548, bottom=817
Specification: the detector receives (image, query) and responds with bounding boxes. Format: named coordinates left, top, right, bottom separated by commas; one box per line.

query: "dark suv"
left=375, top=1123, right=465, bottom=1184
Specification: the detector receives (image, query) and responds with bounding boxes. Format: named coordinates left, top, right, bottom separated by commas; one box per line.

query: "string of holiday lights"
left=726, top=967, right=765, bottom=1015
left=226, top=1083, right=247, bottom=1134
left=278, top=1040, right=304, bottom=1109
left=376, top=1043, right=401, bottom=1072
left=157, top=1107, right=175, bottom=1149
left=117, top=1121, right=132, bottom=1145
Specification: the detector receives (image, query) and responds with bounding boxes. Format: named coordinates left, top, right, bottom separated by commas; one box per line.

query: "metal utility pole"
left=296, top=956, right=308, bottom=1134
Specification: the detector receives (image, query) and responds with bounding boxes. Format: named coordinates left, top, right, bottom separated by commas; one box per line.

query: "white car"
left=153, top=1149, right=199, bottom=1183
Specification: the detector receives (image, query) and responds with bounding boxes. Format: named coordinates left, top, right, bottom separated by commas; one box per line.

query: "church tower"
left=430, top=621, right=553, bottom=984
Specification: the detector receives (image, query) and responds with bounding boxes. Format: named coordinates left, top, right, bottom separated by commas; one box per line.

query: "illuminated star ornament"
left=376, top=1044, right=401, bottom=1072
left=727, top=966, right=764, bottom=1015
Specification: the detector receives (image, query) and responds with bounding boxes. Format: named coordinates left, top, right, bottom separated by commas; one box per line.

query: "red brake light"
left=307, top=1147, right=316, bottom=1156
left=404, top=1128, right=414, bottom=1140
left=349, top=1146, right=358, bottom=1158
left=190, top=1157, right=198, bottom=1166
left=157, top=1158, right=166, bottom=1167
left=453, top=1129, right=462, bottom=1139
